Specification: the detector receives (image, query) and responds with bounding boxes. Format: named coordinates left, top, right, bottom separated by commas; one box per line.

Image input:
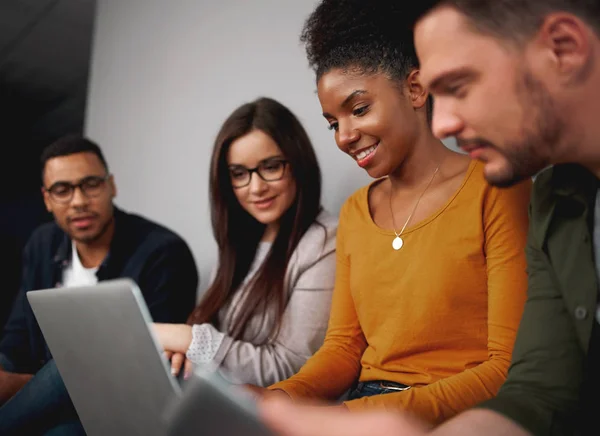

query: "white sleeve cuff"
left=185, top=323, right=226, bottom=364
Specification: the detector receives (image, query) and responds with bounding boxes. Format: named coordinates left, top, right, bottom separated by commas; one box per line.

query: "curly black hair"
left=301, top=0, right=418, bottom=83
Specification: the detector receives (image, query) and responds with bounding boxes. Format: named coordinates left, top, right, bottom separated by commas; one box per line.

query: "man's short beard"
left=475, top=68, right=562, bottom=187
left=72, top=216, right=114, bottom=244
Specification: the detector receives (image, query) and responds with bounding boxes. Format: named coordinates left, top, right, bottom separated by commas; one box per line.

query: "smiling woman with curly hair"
left=253, top=0, right=533, bottom=425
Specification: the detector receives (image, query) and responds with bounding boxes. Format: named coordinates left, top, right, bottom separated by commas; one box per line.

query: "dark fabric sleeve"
left=137, top=238, right=199, bottom=323
left=0, top=242, right=36, bottom=373
left=477, top=226, right=584, bottom=435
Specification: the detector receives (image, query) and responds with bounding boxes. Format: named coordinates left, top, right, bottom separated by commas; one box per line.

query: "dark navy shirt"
left=0, top=207, right=198, bottom=373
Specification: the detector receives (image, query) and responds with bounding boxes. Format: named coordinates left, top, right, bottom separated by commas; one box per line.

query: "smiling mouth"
left=460, top=143, right=481, bottom=153
left=254, top=196, right=276, bottom=204
left=253, top=196, right=277, bottom=209
left=352, top=143, right=379, bottom=161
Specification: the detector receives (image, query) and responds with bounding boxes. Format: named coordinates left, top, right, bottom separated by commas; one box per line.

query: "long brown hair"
left=187, top=97, right=322, bottom=342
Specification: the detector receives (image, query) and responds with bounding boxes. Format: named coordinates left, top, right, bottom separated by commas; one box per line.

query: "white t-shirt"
left=62, top=242, right=99, bottom=288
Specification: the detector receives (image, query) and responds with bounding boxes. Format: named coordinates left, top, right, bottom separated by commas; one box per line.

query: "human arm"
left=0, top=239, right=37, bottom=403
left=261, top=398, right=527, bottom=436
left=153, top=221, right=338, bottom=386
left=0, top=236, right=39, bottom=375
left=0, top=348, right=33, bottom=405
left=270, top=211, right=367, bottom=399
left=474, top=237, right=585, bottom=434
left=0, top=289, right=31, bottom=375
left=260, top=395, right=431, bottom=436
left=0, top=370, right=33, bottom=405
left=138, top=237, right=199, bottom=323
left=162, top=351, right=193, bottom=379
left=342, top=181, right=531, bottom=423
left=186, top=241, right=337, bottom=387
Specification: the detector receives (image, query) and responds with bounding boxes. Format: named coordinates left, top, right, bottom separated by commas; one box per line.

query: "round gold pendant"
left=392, top=236, right=403, bottom=251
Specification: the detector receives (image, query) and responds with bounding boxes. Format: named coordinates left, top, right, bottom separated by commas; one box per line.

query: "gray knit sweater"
left=186, top=210, right=337, bottom=387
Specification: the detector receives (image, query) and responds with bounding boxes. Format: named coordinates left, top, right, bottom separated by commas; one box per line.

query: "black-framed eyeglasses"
left=228, top=159, right=288, bottom=188
left=44, top=175, right=110, bottom=204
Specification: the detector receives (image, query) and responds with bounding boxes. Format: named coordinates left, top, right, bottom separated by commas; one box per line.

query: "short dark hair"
left=301, top=0, right=419, bottom=83
left=415, top=1, right=600, bottom=41
left=40, top=134, right=109, bottom=179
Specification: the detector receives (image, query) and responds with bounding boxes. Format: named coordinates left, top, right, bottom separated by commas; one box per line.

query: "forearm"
left=273, top=263, right=366, bottom=400
left=476, top=241, right=587, bottom=435
left=430, top=409, right=530, bottom=436
left=271, top=340, right=363, bottom=401
left=344, top=358, right=508, bottom=424
left=0, top=291, right=32, bottom=373
left=184, top=323, right=308, bottom=387
left=214, top=336, right=309, bottom=387
left=154, top=323, right=193, bottom=354
left=0, top=370, right=33, bottom=405
left=188, top=320, right=327, bottom=387
left=212, top=269, right=336, bottom=386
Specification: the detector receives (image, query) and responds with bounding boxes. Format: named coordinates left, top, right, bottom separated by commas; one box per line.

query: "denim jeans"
left=347, top=380, right=411, bottom=401
left=0, top=357, right=85, bottom=436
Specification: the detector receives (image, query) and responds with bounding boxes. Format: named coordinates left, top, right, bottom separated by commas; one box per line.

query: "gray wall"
left=85, top=0, right=457, bottom=294
left=85, top=0, right=372, bottom=293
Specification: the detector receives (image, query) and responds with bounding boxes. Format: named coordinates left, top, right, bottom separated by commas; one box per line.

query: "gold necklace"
left=389, top=166, right=440, bottom=251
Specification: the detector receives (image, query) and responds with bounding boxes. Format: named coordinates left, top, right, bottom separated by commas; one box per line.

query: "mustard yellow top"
left=271, top=161, right=531, bottom=424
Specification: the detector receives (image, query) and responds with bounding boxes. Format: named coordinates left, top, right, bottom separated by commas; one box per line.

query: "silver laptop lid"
left=165, top=368, right=273, bottom=436
left=27, top=278, right=180, bottom=436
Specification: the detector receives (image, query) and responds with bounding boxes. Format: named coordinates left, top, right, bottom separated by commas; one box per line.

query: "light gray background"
left=85, top=0, right=457, bottom=295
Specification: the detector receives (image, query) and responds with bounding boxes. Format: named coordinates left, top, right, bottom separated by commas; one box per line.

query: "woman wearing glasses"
left=154, top=97, right=337, bottom=386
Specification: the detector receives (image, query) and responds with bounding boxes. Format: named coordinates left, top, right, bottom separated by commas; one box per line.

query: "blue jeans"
left=0, top=357, right=86, bottom=436
left=347, top=380, right=411, bottom=400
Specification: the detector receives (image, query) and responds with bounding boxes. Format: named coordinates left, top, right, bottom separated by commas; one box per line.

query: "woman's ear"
left=406, top=69, right=429, bottom=109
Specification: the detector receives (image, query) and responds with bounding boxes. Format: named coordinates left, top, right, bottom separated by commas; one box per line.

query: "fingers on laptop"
left=184, top=356, right=193, bottom=380
left=171, top=352, right=185, bottom=376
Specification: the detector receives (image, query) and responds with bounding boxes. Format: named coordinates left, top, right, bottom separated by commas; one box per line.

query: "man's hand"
left=259, top=396, right=430, bottom=436
left=0, top=369, right=33, bottom=405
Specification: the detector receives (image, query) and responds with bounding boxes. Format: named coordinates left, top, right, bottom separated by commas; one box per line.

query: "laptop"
left=27, top=278, right=271, bottom=436
left=27, top=278, right=180, bottom=436
left=164, top=367, right=274, bottom=436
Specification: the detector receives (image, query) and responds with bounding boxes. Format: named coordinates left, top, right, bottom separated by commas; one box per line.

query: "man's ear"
left=42, top=187, right=53, bottom=213
left=108, top=174, right=117, bottom=198
left=537, top=13, right=594, bottom=84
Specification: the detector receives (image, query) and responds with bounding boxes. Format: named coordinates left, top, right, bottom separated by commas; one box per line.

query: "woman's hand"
left=163, top=351, right=194, bottom=380
left=153, top=323, right=193, bottom=354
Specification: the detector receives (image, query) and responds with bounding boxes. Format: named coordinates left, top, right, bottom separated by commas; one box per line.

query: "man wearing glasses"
left=0, top=134, right=198, bottom=434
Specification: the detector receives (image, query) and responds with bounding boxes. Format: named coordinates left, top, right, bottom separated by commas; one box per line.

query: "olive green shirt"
left=480, top=164, right=599, bottom=436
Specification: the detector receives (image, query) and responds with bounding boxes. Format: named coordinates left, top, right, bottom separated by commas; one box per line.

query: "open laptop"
left=27, top=278, right=181, bottom=436
left=164, top=368, right=274, bottom=436
left=27, top=278, right=271, bottom=436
